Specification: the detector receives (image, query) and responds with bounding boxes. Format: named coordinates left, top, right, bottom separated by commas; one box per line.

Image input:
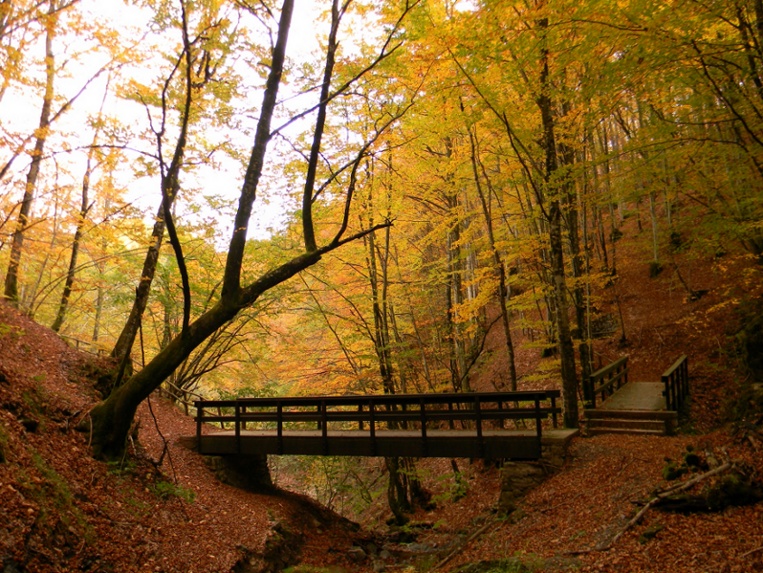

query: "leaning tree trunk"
left=89, top=0, right=298, bottom=457
left=87, top=0, right=409, bottom=459
left=89, top=298, right=240, bottom=458
left=109, top=205, right=169, bottom=380
left=110, top=0, right=210, bottom=374
left=89, top=249, right=322, bottom=458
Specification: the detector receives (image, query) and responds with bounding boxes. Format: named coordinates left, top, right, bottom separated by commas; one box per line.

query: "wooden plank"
left=198, top=430, right=541, bottom=459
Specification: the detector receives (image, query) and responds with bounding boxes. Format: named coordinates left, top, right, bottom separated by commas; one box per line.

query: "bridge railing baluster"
left=419, top=398, right=427, bottom=456
left=277, top=401, right=283, bottom=455
left=195, top=401, right=203, bottom=454
left=475, top=396, right=483, bottom=458
left=534, top=396, right=542, bottom=438
left=235, top=402, right=241, bottom=454
left=320, top=400, right=328, bottom=455
left=369, top=399, right=376, bottom=456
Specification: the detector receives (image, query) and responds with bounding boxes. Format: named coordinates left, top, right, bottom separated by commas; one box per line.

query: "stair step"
left=586, top=418, right=666, bottom=431
left=584, top=409, right=677, bottom=421
left=587, top=427, right=666, bottom=436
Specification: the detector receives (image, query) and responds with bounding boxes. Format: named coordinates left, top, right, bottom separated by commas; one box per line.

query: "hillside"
left=1, top=226, right=763, bottom=573
left=0, top=303, right=367, bottom=573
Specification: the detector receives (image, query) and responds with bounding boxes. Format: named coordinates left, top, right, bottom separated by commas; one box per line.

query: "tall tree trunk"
left=537, top=12, right=579, bottom=428
left=4, top=0, right=57, bottom=306
left=109, top=204, right=169, bottom=375
left=111, top=0, right=198, bottom=372
left=446, top=216, right=467, bottom=392
left=51, top=86, right=106, bottom=332
left=560, top=119, right=591, bottom=389
left=468, top=128, right=518, bottom=390
left=366, top=193, right=410, bottom=522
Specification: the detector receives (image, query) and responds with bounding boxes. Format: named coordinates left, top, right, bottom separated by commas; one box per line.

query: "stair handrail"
left=584, top=356, right=629, bottom=409
left=661, top=355, right=689, bottom=411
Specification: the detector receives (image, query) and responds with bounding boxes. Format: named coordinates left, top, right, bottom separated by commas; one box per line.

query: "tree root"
left=581, top=462, right=734, bottom=553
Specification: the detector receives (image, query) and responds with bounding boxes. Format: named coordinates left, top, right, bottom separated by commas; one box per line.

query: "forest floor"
left=2, top=222, right=763, bottom=572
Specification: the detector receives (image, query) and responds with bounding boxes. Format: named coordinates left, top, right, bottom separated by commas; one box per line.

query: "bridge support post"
left=497, top=428, right=577, bottom=514
left=203, top=454, right=273, bottom=492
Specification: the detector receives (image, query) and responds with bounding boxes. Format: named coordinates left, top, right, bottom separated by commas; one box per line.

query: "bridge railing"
left=58, top=334, right=109, bottom=356
left=661, top=355, right=688, bottom=411
left=195, top=390, right=561, bottom=456
left=584, top=356, right=628, bottom=409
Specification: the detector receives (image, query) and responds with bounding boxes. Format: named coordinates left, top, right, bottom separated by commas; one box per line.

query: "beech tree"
left=87, top=0, right=417, bottom=458
left=2, top=0, right=124, bottom=308
left=3, top=0, right=60, bottom=305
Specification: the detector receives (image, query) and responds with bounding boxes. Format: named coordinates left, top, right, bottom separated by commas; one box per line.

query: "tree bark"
left=90, top=248, right=322, bottom=458
left=90, top=0, right=296, bottom=457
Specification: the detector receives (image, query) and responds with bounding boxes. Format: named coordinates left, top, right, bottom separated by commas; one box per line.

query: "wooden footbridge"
left=194, top=390, right=563, bottom=460
left=583, top=355, right=689, bottom=435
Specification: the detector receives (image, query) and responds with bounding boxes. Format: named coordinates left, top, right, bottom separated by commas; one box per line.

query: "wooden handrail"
left=661, top=355, right=688, bottom=411
left=584, top=356, right=629, bottom=408
left=58, top=334, right=109, bottom=356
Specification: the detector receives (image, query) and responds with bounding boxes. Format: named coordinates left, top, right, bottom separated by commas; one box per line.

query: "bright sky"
left=4, top=0, right=333, bottom=244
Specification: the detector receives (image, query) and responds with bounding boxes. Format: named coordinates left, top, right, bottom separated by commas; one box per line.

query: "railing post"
left=235, top=401, right=241, bottom=454
left=277, top=401, right=283, bottom=455
left=369, top=399, right=376, bottom=456
left=534, top=396, right=542, bottom=439
left=195, top=401, right=203, bottom=454
left=475, top=396, right=484, bottom=458
left=584, top=374, right=596, bottom=409
left=419, top=398, right=428, bottom=457
left=358, top=403, right=364, bottom=431
left=321, top=400, right=328, bottom=455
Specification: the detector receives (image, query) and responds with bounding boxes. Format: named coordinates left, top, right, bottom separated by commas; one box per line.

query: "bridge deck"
left=198, top=428, right=541, bottom=459
left=600, top=381, right=666, bottom=411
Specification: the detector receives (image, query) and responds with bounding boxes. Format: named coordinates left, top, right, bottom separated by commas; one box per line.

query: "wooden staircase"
left=582, top=357, right=688, bottom=437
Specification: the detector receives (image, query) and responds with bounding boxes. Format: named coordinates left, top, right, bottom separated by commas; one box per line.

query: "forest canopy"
left=1, top=0, right=762, bottom=457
